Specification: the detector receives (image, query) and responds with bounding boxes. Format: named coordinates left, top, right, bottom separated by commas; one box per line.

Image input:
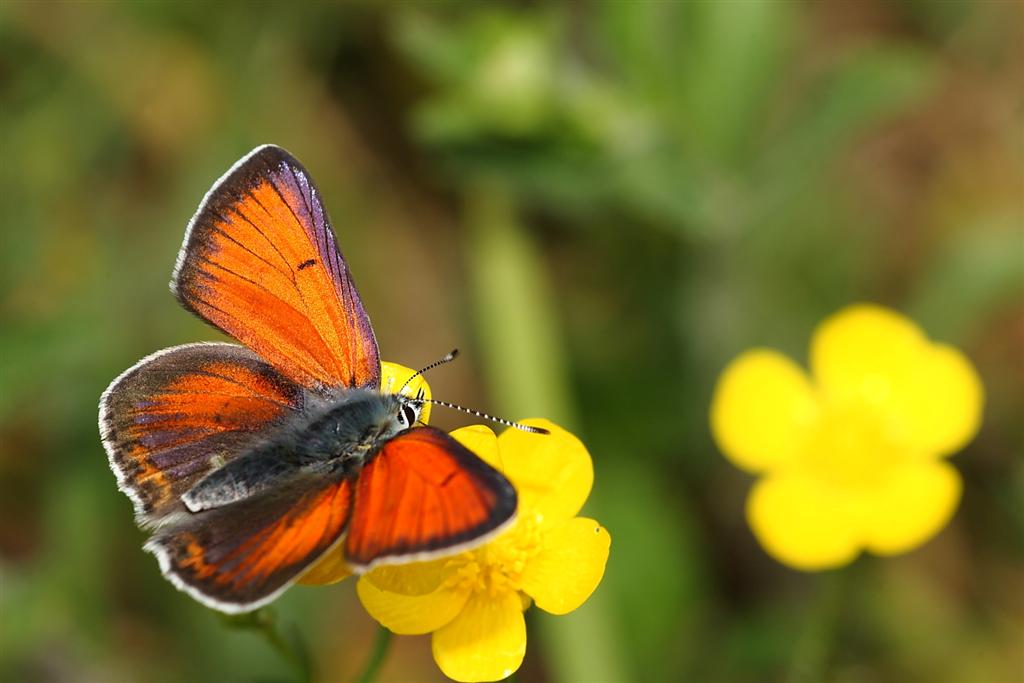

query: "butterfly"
left=98, top=145, right=526, bottom=613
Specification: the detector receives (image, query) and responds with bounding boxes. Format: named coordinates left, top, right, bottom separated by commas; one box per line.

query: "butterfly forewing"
left=100, top=342, right=304, bottom=523
left=172, top=145, right=380, bottom=391
left=345, top=427, right=518, bottom=570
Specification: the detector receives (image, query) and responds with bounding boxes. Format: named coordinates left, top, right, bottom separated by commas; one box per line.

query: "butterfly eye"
left=400, top=404, right=417, bottom=429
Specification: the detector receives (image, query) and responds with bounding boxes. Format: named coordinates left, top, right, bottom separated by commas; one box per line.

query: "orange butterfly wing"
left=344, top=427, right=518, bottom=570
left=99, top=342, right=303, bottom=523
left=147, top=475, right=352, bottom=612
left=172, top=145, right=379, bottom=391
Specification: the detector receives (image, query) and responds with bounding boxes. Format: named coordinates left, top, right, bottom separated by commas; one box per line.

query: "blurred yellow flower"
left=357, top=419, right=610, bottom=682
left=711, top=304, right=983, bottom=571
left=298, top=361, right=433, bottom=586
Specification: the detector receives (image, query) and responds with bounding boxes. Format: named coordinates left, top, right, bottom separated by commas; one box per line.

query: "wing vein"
left=184, top=369, right=297, bottom=409
left=229, top=201, right=295, bottom=283
left=264, top=175, right=311, bottom=249
left=196, top=255, right=310, bottom=321
left=209, top=223, right=294, bottom=281
left=263, top=175, right=348, bottom=381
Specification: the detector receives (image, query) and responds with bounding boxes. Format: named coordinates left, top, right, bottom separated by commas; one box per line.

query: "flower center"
left=800, top=400, right=906, bottom=488
left=442, top=514, right=543, bottom=598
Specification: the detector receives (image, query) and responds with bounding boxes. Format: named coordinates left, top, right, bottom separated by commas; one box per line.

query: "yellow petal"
left=811, top=304, right=925, bottom=403
left=809, top=305, right=983, bottom=456
left=496, top=419, right=593, bottom=523
left=711, top=349, right=820, bottom=472
left=860, top=461, right=962, bottom=555
left=432, top=591, right=526, bottom=682
left=357, top=574, right=470, bottom=635
left=451, top=425, right=500, bottom=469
left=884, top=344, right=983, bottom=456
left=362, top=558, right=450, bottom=595
left=520, top=517, right=610, bottom=615
left=380, top=361, right=432, bottom=424
left=296, top=546, right=352, bottom=586
left=747, top=473, right=861, bottom=571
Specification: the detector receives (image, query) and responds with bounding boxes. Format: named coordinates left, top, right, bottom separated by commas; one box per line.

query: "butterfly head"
left=393, top=350, right=549, bottom=436
left=395, top=387, right=427, bottom=431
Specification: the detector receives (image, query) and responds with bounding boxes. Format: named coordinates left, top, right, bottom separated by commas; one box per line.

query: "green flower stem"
left=785, top=569, right=848, bottom=683
left=463, top=182, right=572, bottom=420
left=464, top=182, right=631, bottom=683
left=354, top=625, right=392, bottom=683
left=220, top=608, right=312, bottom=683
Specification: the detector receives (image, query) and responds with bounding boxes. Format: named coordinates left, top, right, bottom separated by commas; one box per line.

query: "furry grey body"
left=182, top=389, right=414, bottom=512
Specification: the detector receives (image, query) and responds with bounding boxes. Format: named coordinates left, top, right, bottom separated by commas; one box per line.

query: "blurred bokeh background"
left=1, top=2, right=1021, bottom=682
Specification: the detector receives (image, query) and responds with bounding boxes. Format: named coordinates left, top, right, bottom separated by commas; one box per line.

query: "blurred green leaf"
left=909, top=214, right=1024, bottom=342
left=676, top=0, right=795, bottom=166
left=756, top=43, right=939, bottom=216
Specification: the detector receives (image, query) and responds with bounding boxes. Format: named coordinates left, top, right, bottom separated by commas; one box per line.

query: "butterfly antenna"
left=399, top=349, right=460, bottom=395
left=423, top=398, right=549, bottom=435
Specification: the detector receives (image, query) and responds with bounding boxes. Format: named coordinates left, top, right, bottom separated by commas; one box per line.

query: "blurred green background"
left=1, top=2, right=1021, bottom=682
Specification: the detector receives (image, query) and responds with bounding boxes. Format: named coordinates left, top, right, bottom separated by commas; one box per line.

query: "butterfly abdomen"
left=182, top=445, right=301, bottom=512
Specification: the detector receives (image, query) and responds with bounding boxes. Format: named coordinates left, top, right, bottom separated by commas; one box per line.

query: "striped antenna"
left=399, top=349, right=460, bottom=395
left=423, top=398, right=549, bottom=435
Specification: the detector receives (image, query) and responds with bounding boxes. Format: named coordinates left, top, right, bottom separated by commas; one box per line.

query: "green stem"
left=220, top=608, right=312, bottom=683
left=464, top=181, right=631, bottom=683
left=354, top=625, right=392, bottom=683
left=785, top=569, right=848, bottom=683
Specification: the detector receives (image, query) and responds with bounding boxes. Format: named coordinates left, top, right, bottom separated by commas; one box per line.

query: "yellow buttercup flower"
left=711, top=304, right=983, bottom=571
left=357, top=419, right=611, bottom=682
left=298, top=361, right=433, bottom=586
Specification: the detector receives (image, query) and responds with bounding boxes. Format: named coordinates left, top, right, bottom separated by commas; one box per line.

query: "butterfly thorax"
left=181, top=389, right=421, bottom=514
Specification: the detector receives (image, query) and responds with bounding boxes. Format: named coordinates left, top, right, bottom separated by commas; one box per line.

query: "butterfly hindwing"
left=344, top=427, right=518, bottom=570
left=99, top=342, right=304, bottom=523
left=172, top=145, right=380, bottom=392
left=147, top=475, right=353, bottom=612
